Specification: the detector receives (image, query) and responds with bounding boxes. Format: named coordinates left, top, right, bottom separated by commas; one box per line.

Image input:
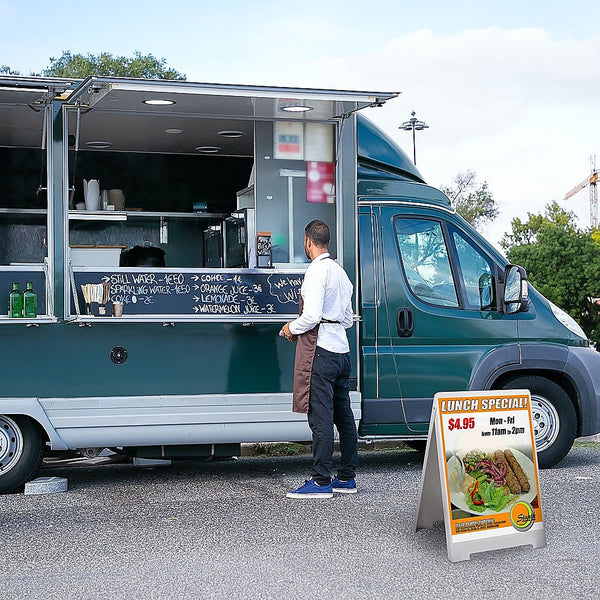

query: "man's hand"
left=281, top=322, right=297, bottom=342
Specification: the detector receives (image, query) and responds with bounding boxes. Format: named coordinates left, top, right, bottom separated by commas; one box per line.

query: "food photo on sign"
left=447, top=445, right=537, bottom=519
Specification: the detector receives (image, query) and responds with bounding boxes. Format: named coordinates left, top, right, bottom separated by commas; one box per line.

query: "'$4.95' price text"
left=447, top=417, right=475, bottom=431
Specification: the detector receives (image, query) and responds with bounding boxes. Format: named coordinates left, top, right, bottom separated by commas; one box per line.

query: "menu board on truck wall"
left=71, top=269, right=302, bottom=318
left=415, top=389, right=546, bottom=562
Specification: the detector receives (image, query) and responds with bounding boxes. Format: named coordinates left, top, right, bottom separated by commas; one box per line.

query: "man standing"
left=281, top=220, right=358, bottom=498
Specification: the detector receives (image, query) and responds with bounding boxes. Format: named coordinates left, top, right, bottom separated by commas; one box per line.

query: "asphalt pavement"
left=1, top=443, right=599, bottom=599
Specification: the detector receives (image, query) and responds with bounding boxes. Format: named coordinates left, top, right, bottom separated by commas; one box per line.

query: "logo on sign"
left=509, top=501, right=536, bottom=532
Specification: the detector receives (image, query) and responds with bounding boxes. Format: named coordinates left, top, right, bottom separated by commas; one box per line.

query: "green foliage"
left=502, top=202, right=600, bottom=346
left=41, top=51, right=186, bottom=80
left=501, top=201, right=577, bottom=247
left=441, top=170, right=498, bottom=229
left=1, top=65, right=20, bottom=75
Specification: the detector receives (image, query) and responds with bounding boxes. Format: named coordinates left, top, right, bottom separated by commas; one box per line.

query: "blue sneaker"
left=331, top=477, right=357, bottom=494
left=286, top=478, right=333, bottom=498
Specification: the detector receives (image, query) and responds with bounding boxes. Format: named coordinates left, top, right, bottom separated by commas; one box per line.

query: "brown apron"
left=292, top=296, right=319, bottom=414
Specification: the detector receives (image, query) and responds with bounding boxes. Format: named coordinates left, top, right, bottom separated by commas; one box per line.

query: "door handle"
left=396, top=307, right=414, bottom=338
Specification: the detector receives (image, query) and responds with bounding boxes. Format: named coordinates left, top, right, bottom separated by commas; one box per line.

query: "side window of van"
left=395, top=218, right=459, bottom=307
left=451, top=229, right=495, bottom=310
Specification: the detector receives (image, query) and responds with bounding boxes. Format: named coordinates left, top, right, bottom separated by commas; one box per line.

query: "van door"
left=358, top=205, right=410, bottom=432
left=367, top=203, right=520, bottom=431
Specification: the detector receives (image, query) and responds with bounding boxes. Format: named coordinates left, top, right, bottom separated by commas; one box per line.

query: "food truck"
left=1, top=75, right=599, bottom=493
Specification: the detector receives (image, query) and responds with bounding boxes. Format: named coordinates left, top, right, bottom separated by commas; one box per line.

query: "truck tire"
left=501, top=376, right=577, bottom=468
left=0, top=415, right=44, bottom=494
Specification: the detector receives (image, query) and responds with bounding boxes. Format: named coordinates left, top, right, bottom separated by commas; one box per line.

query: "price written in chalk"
left=447, top=417, right=475, bottom=431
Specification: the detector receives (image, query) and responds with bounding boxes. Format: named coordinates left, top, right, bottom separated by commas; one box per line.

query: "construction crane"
left=564, top=155, right=599, bottom=229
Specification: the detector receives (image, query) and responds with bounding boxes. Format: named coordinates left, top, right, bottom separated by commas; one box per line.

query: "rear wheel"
left=0, top=416, right=44, bottom=494
left=501, top=376, right=577, bottom=468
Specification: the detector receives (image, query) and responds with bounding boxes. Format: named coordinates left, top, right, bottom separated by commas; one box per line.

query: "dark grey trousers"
left=307, top=346, right=358, bottom=485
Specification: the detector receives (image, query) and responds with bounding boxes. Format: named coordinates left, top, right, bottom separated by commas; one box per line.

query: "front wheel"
left=0, top=415, right=44, bottom=494
left=501, top=376, right=577, bottom=468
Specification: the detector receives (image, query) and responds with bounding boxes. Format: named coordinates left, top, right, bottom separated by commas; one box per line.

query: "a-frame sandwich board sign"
left=416, top=389, right=546, bottom=562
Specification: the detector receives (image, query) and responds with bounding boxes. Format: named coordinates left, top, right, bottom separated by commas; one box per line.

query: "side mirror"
left=503, top=265, right=529, bottom=314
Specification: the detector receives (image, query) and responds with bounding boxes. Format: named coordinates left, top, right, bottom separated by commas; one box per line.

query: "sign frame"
left=416, top=389, right=546, bottom=562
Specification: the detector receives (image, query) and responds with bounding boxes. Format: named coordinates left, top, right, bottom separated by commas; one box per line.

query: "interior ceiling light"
left=165, top=128, right=183, bottom=134
left=217, top=130, right=245, bottom=138
left=85, top=141, right=112, bottom=149
left=195, top=146, right=221, bottom=153
left=280, top=104, right=313, bottom=112
left=143, top=99, right=176, bottom=106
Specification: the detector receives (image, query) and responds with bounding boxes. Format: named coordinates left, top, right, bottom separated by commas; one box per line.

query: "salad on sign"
left=450, top=448, right=532, bottom=514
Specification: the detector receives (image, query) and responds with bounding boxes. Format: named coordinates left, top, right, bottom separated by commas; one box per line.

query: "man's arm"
left=288, top=268, right=325, bottom=335
left=341, top=302, right=354, bottom=329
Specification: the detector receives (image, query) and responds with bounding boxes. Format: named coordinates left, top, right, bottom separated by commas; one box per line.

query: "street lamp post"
left=400, top=111, right=429, bottom=165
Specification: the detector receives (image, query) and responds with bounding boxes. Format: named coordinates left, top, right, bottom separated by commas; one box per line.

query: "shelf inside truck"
left=68, top=211, right=229, bottom=221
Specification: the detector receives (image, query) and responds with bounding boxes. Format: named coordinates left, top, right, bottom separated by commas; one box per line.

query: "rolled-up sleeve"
left=342, top=301, right=354, bottom=329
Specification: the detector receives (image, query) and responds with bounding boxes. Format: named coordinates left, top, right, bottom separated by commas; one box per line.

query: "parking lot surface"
left=1, top=443, right=599, bottom=599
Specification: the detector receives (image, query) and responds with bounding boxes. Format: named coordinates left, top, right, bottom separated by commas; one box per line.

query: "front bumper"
left=565, top=346, right=600, bottom=436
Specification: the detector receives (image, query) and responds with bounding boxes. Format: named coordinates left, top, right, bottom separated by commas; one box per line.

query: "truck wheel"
left=501, top=376, right=576, bottom=468
left=0, top=415, right=44, bottom=494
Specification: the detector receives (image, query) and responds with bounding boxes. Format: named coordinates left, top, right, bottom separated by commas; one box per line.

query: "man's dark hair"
left=305, top=220, right=330, bottom=247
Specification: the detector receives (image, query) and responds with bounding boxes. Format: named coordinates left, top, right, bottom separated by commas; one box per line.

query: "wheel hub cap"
left=531, top=395, right=560, bottom=453
left=0, top=416, right=24, bottom=474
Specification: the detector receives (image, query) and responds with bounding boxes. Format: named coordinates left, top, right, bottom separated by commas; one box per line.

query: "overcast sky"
left=1, top=0, right=599, bottom=246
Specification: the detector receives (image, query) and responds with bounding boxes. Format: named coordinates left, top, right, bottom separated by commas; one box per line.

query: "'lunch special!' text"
left=440, top=396, right=529, bottom=413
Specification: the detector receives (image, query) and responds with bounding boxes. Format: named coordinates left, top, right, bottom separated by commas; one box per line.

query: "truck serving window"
left=0, top=81, right=59, bottom=322
left=395, top=218, right=459, bottom=307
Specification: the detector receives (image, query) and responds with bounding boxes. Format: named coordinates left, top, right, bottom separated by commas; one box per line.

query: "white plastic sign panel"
left=416, top=389, right=546, bottom=562
left=274, top=121, right=304, bottom=160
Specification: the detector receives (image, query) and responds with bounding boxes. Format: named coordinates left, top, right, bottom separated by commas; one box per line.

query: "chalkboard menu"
left=72, top=269, right=303, bottom=317
left=0, top=270, right=47, bottom=316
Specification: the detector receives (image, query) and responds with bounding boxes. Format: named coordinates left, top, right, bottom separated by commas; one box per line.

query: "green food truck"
left=1, top=75, right=599, bottom=493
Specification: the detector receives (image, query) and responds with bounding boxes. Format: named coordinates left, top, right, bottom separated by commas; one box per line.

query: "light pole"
left=400, top=111, right=429, bottom=165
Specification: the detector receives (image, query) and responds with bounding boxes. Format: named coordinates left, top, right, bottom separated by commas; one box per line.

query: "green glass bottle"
left=9, top=282, right=23, bottom=318
left=23, top=282, right=37, bottom=318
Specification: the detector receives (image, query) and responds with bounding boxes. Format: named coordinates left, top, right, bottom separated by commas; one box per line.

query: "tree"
left=501, top=201, right=576, bottom=247
left=441, top=170, right=498, bottom=229
left=1, top=65, right=20, bottom=75
left=501, top=202, right=600, bottom=347
left=41, top=51, right=186, bottom=80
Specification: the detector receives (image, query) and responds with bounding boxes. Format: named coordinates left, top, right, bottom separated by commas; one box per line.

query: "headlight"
left=549, top=301, right=587, bottom=339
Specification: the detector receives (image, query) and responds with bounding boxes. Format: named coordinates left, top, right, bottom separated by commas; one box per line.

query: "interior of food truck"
left=0, top=85, right=50, bottom=265
left=64, top=80, right=342, bottom=271
left=0, top=81, right=61, bottom=319
left=0, top=76, right=391, bottom=320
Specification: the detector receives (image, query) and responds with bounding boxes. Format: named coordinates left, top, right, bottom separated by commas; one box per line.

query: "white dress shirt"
left=288, top=252, right=354, bottom=353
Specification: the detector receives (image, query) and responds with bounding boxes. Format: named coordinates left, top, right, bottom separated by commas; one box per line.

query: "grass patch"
left=573, top=440, right=600, bottom=448
left=252, top=442, right=309, bottom=456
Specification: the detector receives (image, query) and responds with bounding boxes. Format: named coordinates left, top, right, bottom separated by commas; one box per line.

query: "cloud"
left=307, top=27, right=600, bottom=241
